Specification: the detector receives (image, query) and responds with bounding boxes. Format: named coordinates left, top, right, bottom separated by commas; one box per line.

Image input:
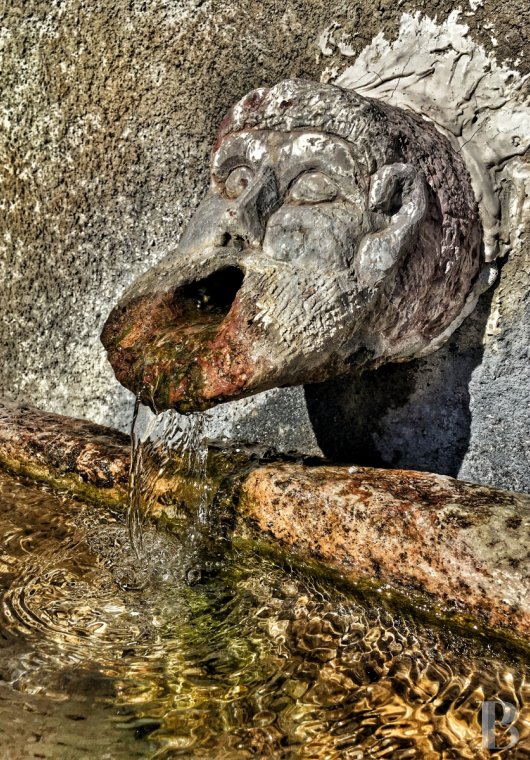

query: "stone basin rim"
left=0, top=400, right=529, bottom=651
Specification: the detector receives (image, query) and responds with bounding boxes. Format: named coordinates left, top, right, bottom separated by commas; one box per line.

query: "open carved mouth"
left=173, top=266, right=245, bottom=321
left=101, top=265, right=250, bottom=412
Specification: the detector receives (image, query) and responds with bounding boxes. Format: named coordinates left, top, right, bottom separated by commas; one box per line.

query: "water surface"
left=0, top=471, right=529, bottom=758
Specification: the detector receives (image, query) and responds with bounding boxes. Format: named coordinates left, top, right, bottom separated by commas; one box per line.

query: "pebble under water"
left=0, top=472, right=530, bottom=758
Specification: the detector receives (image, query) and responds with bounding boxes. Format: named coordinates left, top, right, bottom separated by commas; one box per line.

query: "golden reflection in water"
left=0, top=471, right=529, bottom=759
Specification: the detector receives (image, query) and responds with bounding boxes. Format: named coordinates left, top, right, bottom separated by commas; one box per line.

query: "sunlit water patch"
left=0, top=471, right=530, bottom=758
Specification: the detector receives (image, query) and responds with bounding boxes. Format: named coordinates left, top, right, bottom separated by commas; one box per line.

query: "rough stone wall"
left=1, top=0, right=528, bottom=490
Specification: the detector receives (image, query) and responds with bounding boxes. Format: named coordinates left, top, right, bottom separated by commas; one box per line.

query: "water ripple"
left=0, top=472, right=530, bottom=758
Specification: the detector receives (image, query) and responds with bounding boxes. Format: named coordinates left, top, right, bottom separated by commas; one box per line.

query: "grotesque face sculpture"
left=102, top=80, right=482, bottom=413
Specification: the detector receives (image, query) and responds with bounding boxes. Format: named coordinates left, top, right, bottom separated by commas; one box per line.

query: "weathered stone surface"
left=1, top=1, right=528, bottom=491
left=0, top=401, right=130, bottom=507
left=240, top=463, right=530, bottom=637
left=1, top=404, right=530, bottom=640
left=306, top=249, right=530, bottom=493
left=0, top=401, right=245, bottom=521
left=102, top=79, right=483, bottom=413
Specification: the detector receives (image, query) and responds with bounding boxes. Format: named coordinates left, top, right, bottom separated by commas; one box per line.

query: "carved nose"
left=218, top=206, right=262, bottom=250
left=218, top=231, right=248, bottom=252
left=217, top=164, right=280, bottom=250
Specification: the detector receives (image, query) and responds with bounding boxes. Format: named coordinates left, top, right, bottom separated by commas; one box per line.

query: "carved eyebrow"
left=214, top=155, right=253, bottom=178
left=213, top=134, right=268, bottom=177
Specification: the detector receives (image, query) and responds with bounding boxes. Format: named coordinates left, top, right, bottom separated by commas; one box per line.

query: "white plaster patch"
left=319, top=11, right=530, bottom=265
left=318, top=24, right=357, bottom=57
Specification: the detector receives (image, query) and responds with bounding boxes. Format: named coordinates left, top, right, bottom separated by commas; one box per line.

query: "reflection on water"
left=0, top=470, right=529, bottom=759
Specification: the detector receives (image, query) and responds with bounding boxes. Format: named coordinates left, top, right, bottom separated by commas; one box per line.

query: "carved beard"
left=101, top=250, right=370, bottom=413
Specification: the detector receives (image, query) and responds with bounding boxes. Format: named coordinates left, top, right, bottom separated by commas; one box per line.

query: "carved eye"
left=288, top=171, right=338, bottom=203
left=224, top=166, right=254, bottom=199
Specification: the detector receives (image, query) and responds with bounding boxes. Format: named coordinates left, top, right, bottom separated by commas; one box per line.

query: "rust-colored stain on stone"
left=240, top=463, right=530, bottom=636
left=101, top=277, right=258, bottom=412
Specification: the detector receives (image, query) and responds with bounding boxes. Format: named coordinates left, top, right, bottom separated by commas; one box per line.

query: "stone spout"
left=102, top=79, right=484, bottom=413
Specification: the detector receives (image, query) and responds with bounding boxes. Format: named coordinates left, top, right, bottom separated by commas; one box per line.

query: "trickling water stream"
left=127, top=396, right=209, bottom=558
left=1, top=470, right=530, bottom=758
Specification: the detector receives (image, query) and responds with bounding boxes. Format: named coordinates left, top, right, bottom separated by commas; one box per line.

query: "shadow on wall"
left=305, top=284, right=495, bottom=478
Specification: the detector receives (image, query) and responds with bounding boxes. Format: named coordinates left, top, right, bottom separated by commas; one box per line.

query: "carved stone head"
left=102, top=79, right=483, bottom=412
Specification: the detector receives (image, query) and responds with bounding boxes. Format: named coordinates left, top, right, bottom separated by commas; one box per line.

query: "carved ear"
left=356, top=163, right=429, bottom=288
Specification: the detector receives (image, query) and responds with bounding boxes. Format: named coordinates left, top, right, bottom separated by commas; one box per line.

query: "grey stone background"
left=1, top=0, right=528, bottom=491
